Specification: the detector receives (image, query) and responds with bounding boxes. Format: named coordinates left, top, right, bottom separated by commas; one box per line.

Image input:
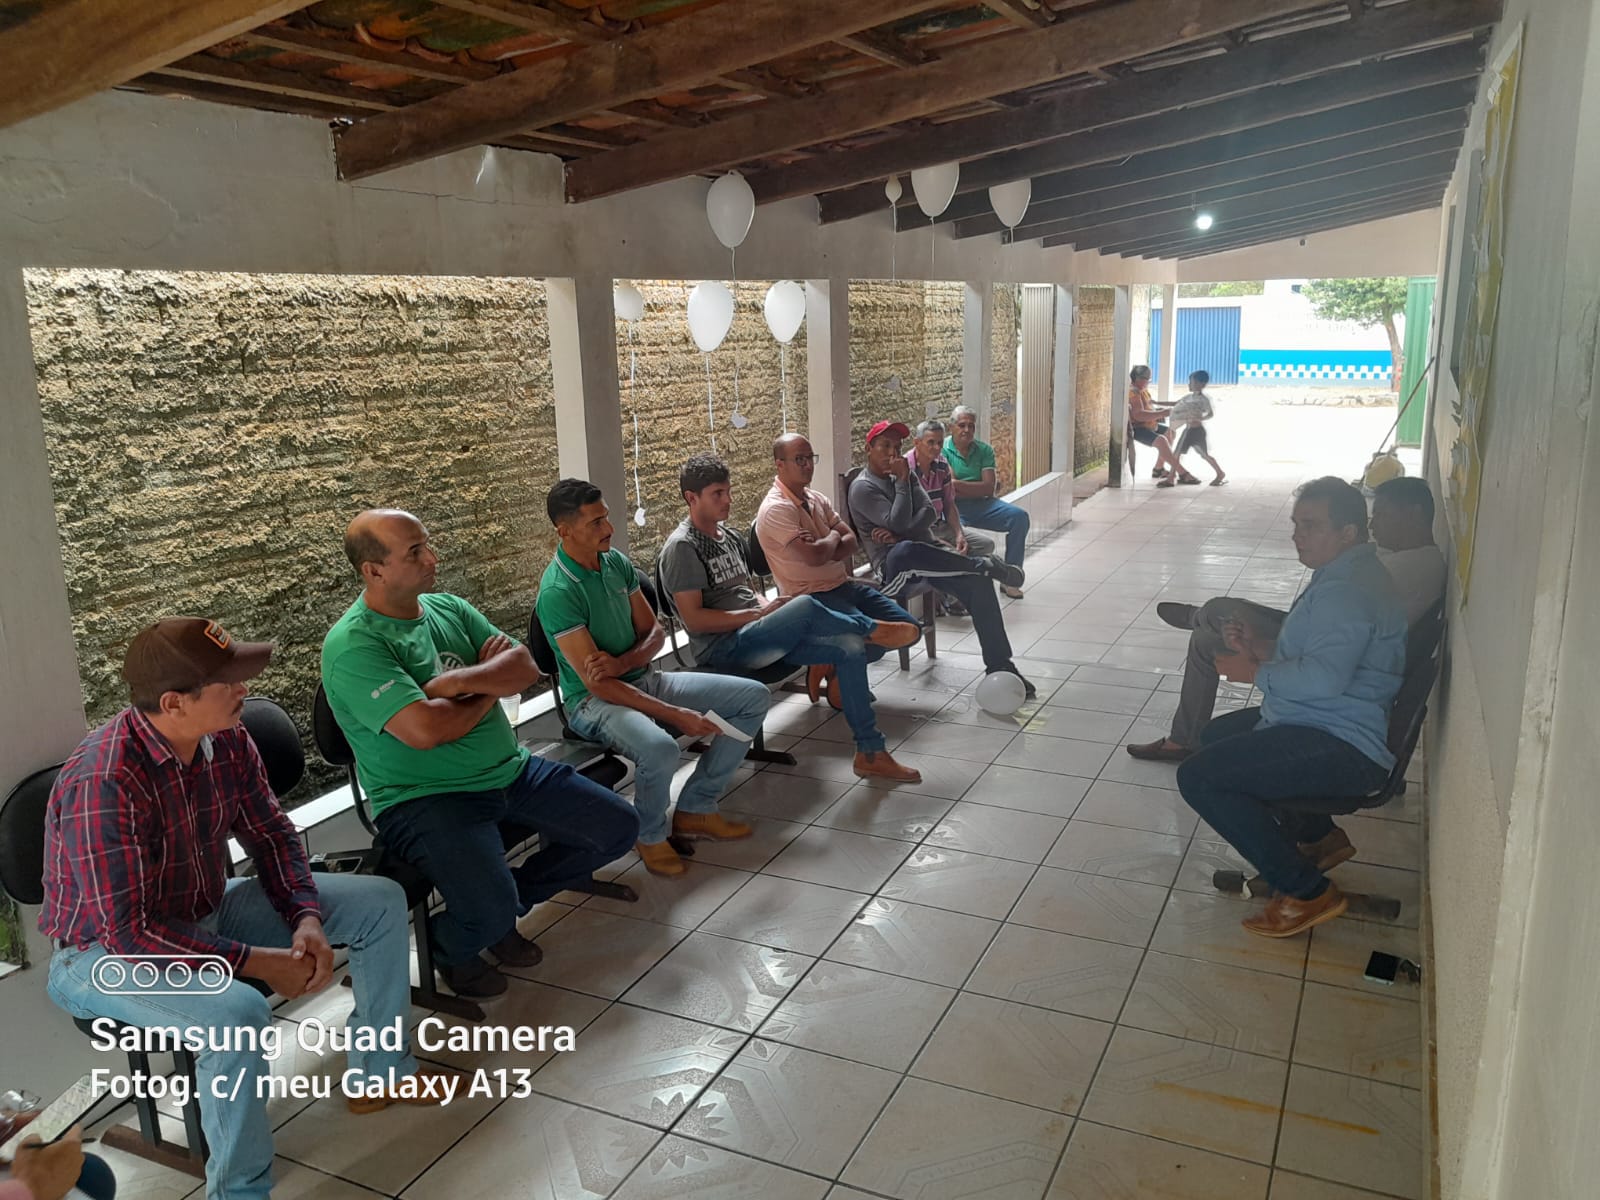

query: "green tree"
left=1177, top=281, right=1264, bottom=298
left=1301, top=276, right=1409, bottom=390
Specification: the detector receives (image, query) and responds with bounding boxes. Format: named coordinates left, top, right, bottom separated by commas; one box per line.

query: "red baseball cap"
left=122, top=618, right=273, bottom=699
left=865, top=420, right=911, bottom=449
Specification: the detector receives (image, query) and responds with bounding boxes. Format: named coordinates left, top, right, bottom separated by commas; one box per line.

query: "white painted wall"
left=1414, top=0, right=1600, bottom=1195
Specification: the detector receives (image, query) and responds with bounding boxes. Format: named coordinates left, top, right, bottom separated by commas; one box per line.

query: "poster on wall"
left=1446, top=23, right=1522, bottom=599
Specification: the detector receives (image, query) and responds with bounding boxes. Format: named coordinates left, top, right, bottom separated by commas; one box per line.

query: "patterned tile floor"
left=95, top=456, right=1427, bottom=1200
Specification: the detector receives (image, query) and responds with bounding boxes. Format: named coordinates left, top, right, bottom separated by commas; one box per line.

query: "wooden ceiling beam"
left=240, top=26, right=498, bottom=84
left=987, top=0, right=1058, bottom=29
left=838, top=29, right=934, bottom=69
left=1016, top=144, right=1459, bottom=243
left=938, top=80, right=1473, bottom=230
left=0, top=0, right=307, bottom=130
left=990, top=132, right=1464, bottom=240
left=833, top=37, right=1483, bottom=229
left=804, top=0, right=1497, bottom=220
left=565, top=0, right=1337, bottom=203
left=333, top=0, right=935, bottom=180
left=1041, top=157, right=1453, bottom=248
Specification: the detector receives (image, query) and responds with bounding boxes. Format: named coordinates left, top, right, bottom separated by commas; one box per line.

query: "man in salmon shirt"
left=752, top=431, right=921, bottom=782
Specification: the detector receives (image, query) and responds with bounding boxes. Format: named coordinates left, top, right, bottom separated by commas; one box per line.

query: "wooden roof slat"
left=799, top=0, right=1497, bottom=219
left=157, top=53, right=424, bottom=112
left=938, top=81, right=1475, bottom=230
left=955, top=109, right=1467, bottom=237
left=564, top=0, right=1337, bottom=203
left=333, top=0, right=938, bottom=180
left=986, top=0, right=1058, bottom=30
left=1014, top=143, right=1460, bottom=241
left=427, top=0, right=614, bottom=45
left=240, top=25, right=499, bottom=84
left=0, top=0, right=306, bottom=130
left=837, top=28, right=935, bottom=69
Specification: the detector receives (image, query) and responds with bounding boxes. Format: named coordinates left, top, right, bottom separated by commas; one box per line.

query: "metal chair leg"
left=743, top=727, right=797, bottom=766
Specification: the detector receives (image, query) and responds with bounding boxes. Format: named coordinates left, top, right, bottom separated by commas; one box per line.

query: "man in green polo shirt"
left=946, top=405, right=1030, bottom=596
left=537, top=479, right=770, bottom=879
left=322, top=508, right=639, bottom=998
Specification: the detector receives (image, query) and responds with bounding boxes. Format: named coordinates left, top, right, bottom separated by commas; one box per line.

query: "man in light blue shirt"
left=1176, top=477, right=1407, bottom=938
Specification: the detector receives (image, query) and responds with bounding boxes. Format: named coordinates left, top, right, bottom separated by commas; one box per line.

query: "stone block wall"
left=615, top=281, right=807, bottom=569
left=989, top=284, right=1020, bottom=495
left=26, top=269, right=558, bottom=804
left=1074, top=286, right=1115, bottom=473
left=847, top=281, right=966, bottom=475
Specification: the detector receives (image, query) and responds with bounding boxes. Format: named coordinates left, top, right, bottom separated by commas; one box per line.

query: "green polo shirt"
left=943, top=437, right=996, bottom=483
left=535, top=547, right=647, bottom=705
left=321, top=593, right=528, bottom=818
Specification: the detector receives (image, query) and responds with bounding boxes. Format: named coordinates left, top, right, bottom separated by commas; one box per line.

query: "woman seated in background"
left=1127, top=364, right=1198, bottom=485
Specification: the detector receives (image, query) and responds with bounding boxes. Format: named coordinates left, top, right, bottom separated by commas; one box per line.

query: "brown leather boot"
left=671, top=811, right=754, bottom=841
left=1241, top=883, right=1348, bottom=938
left=853, top=750, right=922, bottom=782
left=1297, top=827, right=1356, bottom=872
left=866, top=621, right=922, bottom=650
left=347, top=1065, right=456, bottom=1115
left=636, top=839, right=688, bottom=876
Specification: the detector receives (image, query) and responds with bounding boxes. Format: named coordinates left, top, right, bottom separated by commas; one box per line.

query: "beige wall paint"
left=1421, top=0, right=1600, bottom=1194
left=1178, top=209, right=1444, bottom=283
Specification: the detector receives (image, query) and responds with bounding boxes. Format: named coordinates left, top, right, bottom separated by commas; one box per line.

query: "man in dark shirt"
left=41, top=619, right=443, bottom=1200
left=847, top=421, right=1034, bottom=697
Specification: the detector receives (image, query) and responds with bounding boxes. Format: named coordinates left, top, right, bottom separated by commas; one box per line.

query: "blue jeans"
left=808, top=581, right=918, bottom=666
left=955, top=497, right=1030, bottom=567
left=704, top=595, right=886, bottom=754
left=569, top=670, right=770, bottom=843
left=376, top=756, right=638, bottom=967
left=1176, top=707, right=1389, bottom=900
left=47, top=873, right=416, bottom=1200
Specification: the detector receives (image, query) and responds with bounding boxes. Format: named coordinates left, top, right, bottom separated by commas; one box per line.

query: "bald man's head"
left=773, top=432, right=809, bottom=460
left=772, top=433, right=817, bottom=490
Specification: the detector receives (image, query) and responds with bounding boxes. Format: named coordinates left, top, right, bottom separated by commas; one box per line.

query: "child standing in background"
left=1165, top=369, right=1227, bottom=487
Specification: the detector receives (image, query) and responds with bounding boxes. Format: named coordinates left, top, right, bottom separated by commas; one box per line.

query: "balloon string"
left=629, top=330, right=642, bottom=508
left=779, top=343, right=788, bottom=432
left=929, top=214, right=936, bottom=277
left=705, top=354, right=717, bottom=453
left=731, top=281, right=742, bottom=421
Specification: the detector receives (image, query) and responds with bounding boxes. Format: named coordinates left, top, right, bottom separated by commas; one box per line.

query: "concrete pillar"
left=547, top=275, right=628, bottom=550
left=1157, top=283, right=1179, bottom=406
left=962, top=282, right=994, bottom=440
left=1051, top=284, right=1078, bottom=480
left=805, top=278, right=854, bottom=508
left=1108, top=284, right=1132, bottom=486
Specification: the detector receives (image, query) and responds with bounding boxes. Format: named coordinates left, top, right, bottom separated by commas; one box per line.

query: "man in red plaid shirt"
left=40, top=618, right=445, bottom=1200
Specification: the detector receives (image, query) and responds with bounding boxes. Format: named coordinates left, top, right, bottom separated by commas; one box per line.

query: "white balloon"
left=988, top=178, right=1032, bottom=229
left=911, top=162, right=959, bottom=218
left=613, top=282, right=644, bottom=322
left=706, top=172, right=755, bottom=249
left=687, top=282, right=735, bottom=354
left=633, top=507, right=647, bottom=527
left=885, top=176, right=903, bottom=204
left=975, top=671, right=1027, bottom=716
left=763, top=280, right=805, bottom=344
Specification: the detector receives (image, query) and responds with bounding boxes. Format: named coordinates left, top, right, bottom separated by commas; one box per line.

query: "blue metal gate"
left=1149, top=306, right=1241, bottom=384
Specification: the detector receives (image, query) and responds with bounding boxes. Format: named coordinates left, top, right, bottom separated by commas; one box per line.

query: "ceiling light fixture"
left=1194, top=212, right=1215, bottom=231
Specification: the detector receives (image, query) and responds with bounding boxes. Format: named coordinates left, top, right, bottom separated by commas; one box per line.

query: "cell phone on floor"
left=0, top=1074, right=101, bottom=1158
left=1364, top=951, right=1400, bottom=985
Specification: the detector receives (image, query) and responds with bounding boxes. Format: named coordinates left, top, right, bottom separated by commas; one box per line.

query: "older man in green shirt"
left=946, top=405, right=1030, bottom=595
left=322, top=508, right=639, bottom=999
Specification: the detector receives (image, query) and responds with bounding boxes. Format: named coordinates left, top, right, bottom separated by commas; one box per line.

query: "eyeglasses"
left=783, top=455, right=820, bottom=467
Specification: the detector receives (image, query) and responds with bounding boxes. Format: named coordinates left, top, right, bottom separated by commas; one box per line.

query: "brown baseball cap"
left=122, top=618, right=273, bottom=698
